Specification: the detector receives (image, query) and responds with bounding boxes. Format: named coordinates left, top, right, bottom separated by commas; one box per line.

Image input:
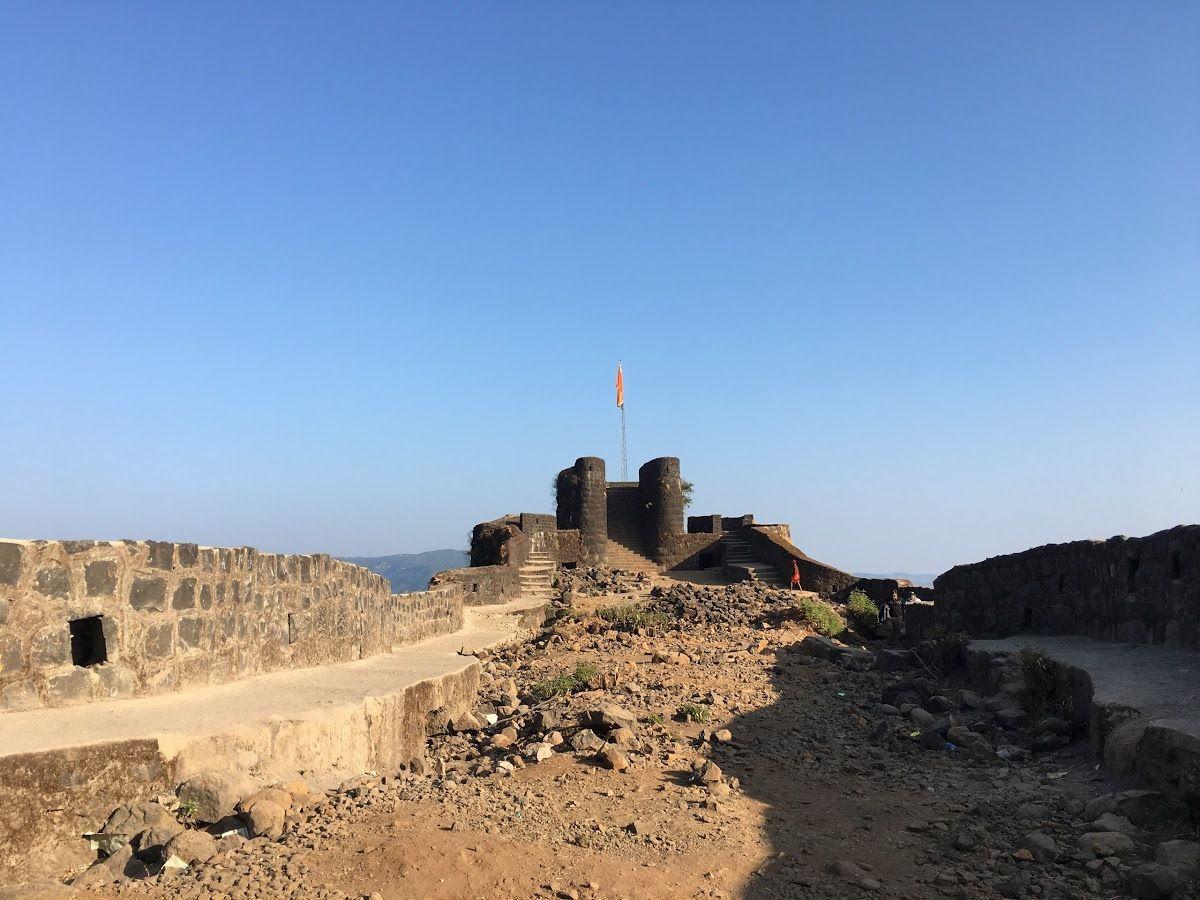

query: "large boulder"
left=584, top=703, right=638, bottom=734
left=163, top=829, right=218, bottom=865
left=1127, top=864, right=1178, bottom=899
left=1077, top=831, right=1136, bottom=858
left=240, top=799, right=285, bottom=839
left=70, top=843, right=143, bottom=887
left=178, top=772, right=246, bottom=824
left=1157, top=840, right=1200, bottom=878
left=102, top=802, right=176, bottom=838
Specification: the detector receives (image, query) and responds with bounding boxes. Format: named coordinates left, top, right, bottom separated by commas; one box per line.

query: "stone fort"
left=0, top=452, right=1197, bottom=881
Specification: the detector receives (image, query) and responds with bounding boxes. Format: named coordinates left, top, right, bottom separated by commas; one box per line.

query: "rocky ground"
left=22, top=575, right=1200, bottom=899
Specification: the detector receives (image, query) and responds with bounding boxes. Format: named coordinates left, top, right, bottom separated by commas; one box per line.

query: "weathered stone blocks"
left=129, top=577, right=167, bottom=611
left=0, top=543, right=23, bottom=585
left=30, top=628, right=69, bottom=666
left=147, top=541, right=174, bottom=570
left=34, top=565, right=70, bottom=598
left=0, top=636, right=23, bottom=675
left=143, top=622, right=174, bottom=658
left=172, top=578, right=196, bottom=610
left=84, top=560, right=117, bottom=597
left=0, top=539, right=463, bottom=713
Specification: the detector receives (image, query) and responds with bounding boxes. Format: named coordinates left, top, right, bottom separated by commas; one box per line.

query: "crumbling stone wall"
left=933, top=525, right=1200, bottom=647
left=469, top=519, right=530, bottom=568
left=740, top=527, right=858, bottom=596
left=0, top=539, right=464, bottom=712
left=430, top=564, right=521, bottom=607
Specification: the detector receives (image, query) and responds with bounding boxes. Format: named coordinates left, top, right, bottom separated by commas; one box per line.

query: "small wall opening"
left=287, top=613, right=297, bottom=645
left=471, top=583, right=480, bottom=593
left=1127, top=556, right=1141, bottom=590
left=1057, top=574, right=1066, bottom=594
left=1171, top=551, right=1182, bottom=581
left=1022, top=607, right=1034, bottom=630
left=69, top=616, right=107, bottom=667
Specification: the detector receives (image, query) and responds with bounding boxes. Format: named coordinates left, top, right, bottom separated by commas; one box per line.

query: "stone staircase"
left=721, top=533, right=786, bottom=587
left=518, top=548, right=556, bottom=602
left=605, top=486, right=660, bottom=573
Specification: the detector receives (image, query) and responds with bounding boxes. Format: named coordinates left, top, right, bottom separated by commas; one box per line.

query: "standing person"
left=789, top=559, right=801, bottom=590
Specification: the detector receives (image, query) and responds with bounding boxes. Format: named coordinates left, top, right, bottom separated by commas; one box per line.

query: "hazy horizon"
left=3, top=4, right=1197, bottom=575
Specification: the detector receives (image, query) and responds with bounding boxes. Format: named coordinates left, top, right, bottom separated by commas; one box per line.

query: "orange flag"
left=615, top=363, right=624, bottom=408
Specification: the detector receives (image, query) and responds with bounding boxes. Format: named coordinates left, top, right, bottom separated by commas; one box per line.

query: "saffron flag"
left=615, top=363, right=624, bottom=408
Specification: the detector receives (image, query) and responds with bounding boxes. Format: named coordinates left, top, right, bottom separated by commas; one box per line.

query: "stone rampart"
left=0, top=539, right=464, bottom=712
left=430, top=564, right=521, bottom=607
left=933, top=525, right=1200, bottom=647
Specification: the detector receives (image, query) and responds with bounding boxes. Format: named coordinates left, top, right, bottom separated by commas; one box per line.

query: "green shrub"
left=845, top=589, right=879, bottom=637
left=676, top=703, right=710, bottom=724
left=797, top=597, right=846, bottom=638
left=530, top=662, right=598, bottom=701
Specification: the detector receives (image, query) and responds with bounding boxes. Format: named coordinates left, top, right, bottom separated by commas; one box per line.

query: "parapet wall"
left=933, top=525, right=1200, bottom=647
left=0, top=539, right=464, bottom=712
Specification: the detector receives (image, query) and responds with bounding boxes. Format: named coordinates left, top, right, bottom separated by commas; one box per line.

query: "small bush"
left=797, top=597, right=846, bottom=638
left=177, top=798, right=199, bottom=821
left=595, top=603, right=672, bottom=632
left=676, top=703, right=710, bottom=724
left=845, top=590, right=879, bottom=637
left=647, top=712, right=664, bottom=725
left=530, top=662, right=598, bottom=701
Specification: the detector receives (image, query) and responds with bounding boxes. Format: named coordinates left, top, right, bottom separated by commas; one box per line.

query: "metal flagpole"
left=620, top=405, right=628, bottom=481
left=617, top=360, right=628, bottom=480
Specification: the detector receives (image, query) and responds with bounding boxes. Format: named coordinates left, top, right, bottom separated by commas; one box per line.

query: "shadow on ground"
left=714, top=642, right=939, bottom=899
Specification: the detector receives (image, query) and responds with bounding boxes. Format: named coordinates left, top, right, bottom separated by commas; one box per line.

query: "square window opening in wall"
left=70, top=616, right=108, bottom=667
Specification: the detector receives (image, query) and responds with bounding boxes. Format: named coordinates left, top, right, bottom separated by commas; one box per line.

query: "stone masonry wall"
left=430, top=564, right=521, bottom=607
left=933, top=525, right=1200, bottom=647
left=0, top=539, right=464, bottom=712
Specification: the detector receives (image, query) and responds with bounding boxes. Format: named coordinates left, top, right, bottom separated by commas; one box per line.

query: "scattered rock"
left=597, top=747, right=629, bottom=771
left=1127, top=863, right=1178, bottom=899
left=1076, top=831, right=1136, bottom=858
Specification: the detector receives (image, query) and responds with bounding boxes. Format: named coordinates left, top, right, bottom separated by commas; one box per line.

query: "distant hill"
left=342, top=549, right=467, bottom=593
left=856, top=572, right=937, bottom=588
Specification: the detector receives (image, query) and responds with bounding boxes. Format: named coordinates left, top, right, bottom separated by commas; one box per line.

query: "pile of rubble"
left=644, top=580, right=801, bottom=626
left=552, top=566, right=648, bottom=598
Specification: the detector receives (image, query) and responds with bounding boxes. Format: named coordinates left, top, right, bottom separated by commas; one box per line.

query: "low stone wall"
left=551, top=529, right=581, bottom=566
left=741, top=527, right=857, bottom=596
left=0, top=539, right=464, bottom=712
left=663, top=533, right=723, bottom=571
left=429, top=564, right=521, bottom=607
left=933, top=525, right=1200, bottom=647
left=0, top=662, right=479, bottom=881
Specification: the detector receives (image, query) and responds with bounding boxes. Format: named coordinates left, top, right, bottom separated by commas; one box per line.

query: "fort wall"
left=0, top=539, right=464, bottom=712
left=932, top=525, right=1200, bottom=647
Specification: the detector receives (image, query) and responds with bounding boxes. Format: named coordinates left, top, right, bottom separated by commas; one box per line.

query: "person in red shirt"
left=789, top=559, right=801, bottom=590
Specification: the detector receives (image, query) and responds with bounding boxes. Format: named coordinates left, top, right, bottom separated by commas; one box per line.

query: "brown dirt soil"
left=80, top=578, right=1198, bottom=900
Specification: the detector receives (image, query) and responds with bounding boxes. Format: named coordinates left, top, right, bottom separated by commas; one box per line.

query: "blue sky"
left=2, top=3, right=1197, bottom=574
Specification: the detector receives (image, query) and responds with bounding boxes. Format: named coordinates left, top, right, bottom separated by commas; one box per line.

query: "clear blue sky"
left=2, top=3, right=1197, bottom=574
